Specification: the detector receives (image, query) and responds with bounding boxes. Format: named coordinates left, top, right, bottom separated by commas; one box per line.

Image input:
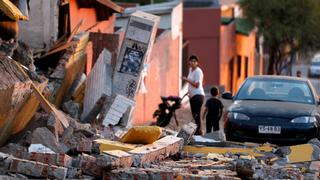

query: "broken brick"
left=29, top=152, right=72, bottom=167
left=97, top=150, right=132, bottom=169
left=129, top=136, right=183, bottom=167
left=77, top=154, right=102, bottom=177
left=9, top=157, right=67, bottom=179
left=47, top=113, right=64, bottom=138
left=76, top=139, right=93, bottom=153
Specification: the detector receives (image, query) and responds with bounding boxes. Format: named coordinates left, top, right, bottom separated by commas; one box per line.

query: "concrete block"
left=309, top=161, right=320, bottom=172
left=101, top=94, right=135, bottom=126
left=129, top=136, right=183, bottom=167
left=81, top=48, right=113, bottom=122
left=177, top=122, right=197, bottom=145
left=30, top=127, right=63, bottom=153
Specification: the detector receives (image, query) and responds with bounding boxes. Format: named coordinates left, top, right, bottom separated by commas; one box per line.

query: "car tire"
left=225, top=130, right=236, bottom=142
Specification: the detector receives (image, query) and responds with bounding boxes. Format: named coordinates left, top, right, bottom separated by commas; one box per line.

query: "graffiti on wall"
left=126, top=79, right=137, bottom=98
left=119, top=43, right=146, bottom=77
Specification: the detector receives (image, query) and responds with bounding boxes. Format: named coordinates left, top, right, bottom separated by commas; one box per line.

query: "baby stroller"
left=153, top=94, right=188, bottom=127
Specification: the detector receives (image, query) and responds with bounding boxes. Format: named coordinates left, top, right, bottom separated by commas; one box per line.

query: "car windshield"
left=235, top=78, right=315, bottom=104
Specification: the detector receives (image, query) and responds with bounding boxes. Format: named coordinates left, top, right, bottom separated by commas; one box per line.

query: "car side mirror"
left=222, top=92, right=233, bottom=100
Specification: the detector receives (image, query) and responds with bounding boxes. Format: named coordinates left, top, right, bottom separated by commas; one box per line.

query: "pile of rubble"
left=1, top=115, right=320, bottom=179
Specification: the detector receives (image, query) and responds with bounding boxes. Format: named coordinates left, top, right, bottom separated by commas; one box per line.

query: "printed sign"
left=119, top=47, right=144, bottom=77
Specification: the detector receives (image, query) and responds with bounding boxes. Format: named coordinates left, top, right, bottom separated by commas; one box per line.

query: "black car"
left=222, top=75, right=320, bottom=145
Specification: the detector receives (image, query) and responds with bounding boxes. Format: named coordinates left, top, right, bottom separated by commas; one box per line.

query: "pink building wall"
left=183, top=8, right=221, bottom=86
left=132, top=31, right=181, bottom=125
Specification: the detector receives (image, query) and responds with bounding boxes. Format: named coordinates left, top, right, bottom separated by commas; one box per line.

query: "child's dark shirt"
left=205, top=97, right=223, bottom=120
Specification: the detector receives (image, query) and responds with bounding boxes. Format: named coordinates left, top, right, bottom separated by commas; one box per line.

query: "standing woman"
left=182, top=55, right=205, bottom=135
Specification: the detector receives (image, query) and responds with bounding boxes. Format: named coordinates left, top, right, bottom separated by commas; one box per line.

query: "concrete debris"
left=0, top=39, right=18, bottom=56
left=101, top=94, right=135, bottom=126
left=28, top=144, right=55, bottom=154
left=177, top=122, right=197, bottom=145
left=62, top=100, right=80, bottom=119
left=97, top=150, right=133, bottom=169
left=29, top=127, right=63, bottom=153
left=129, top=136, right=183, bottom=167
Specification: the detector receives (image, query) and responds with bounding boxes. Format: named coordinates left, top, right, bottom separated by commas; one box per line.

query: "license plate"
left=258, top=125, right=281, bottom=134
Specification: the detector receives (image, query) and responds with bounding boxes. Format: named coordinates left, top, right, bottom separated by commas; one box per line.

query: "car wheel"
left=225, top=130, right=236, bottom=142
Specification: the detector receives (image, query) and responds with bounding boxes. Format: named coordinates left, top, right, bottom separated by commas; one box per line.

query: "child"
left=202, top=86, right=224, bottom=133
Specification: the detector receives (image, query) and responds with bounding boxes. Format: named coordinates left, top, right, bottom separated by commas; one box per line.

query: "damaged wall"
left=69, top=0, right=115, bottom=34
left=18, top=0, right=59, bottom=49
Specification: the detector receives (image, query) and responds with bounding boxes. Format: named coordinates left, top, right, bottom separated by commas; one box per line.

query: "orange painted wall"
left=221, top=7, right=234, bottom=18
left=132, top=31, right=181, bottom=125
left=69, top=0, right=116, bottom=75
left=234, top=31, right=257, bottom=91
left=220, top=22, right=236, bottom=91
left=69, top=0, right=115, bottom=33
left=184, top=8, right=221, bottom=86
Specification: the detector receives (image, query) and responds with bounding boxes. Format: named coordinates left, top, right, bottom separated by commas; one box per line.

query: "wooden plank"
left=42, top=19, right=83, bottom=58
left=72, top=78, right=86, bottom=104
left=0, top=0, right=28, bottom=20
left=12, top=80, right=48, bottom=134
left=13, top=61, right=69, bottom=128
left=96, top=0, right=124, bottom=13
left=0, top=56, right=32, bottom=146
left=67, top=19, right=83, bottom=43
left=40, top=42, right=73, bottom=58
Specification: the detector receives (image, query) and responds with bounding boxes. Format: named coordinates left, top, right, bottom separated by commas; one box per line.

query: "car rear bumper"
left=225, top=119, right=318, bottom=145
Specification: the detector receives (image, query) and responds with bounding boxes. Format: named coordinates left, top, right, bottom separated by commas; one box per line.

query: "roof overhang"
left=96, top=0, right=124, bottom=13
left=77, top=0, right=124, bottom=13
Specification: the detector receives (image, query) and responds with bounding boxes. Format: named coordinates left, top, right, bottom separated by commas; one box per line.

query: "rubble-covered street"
left=0, top=0, right=320, bottom=179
